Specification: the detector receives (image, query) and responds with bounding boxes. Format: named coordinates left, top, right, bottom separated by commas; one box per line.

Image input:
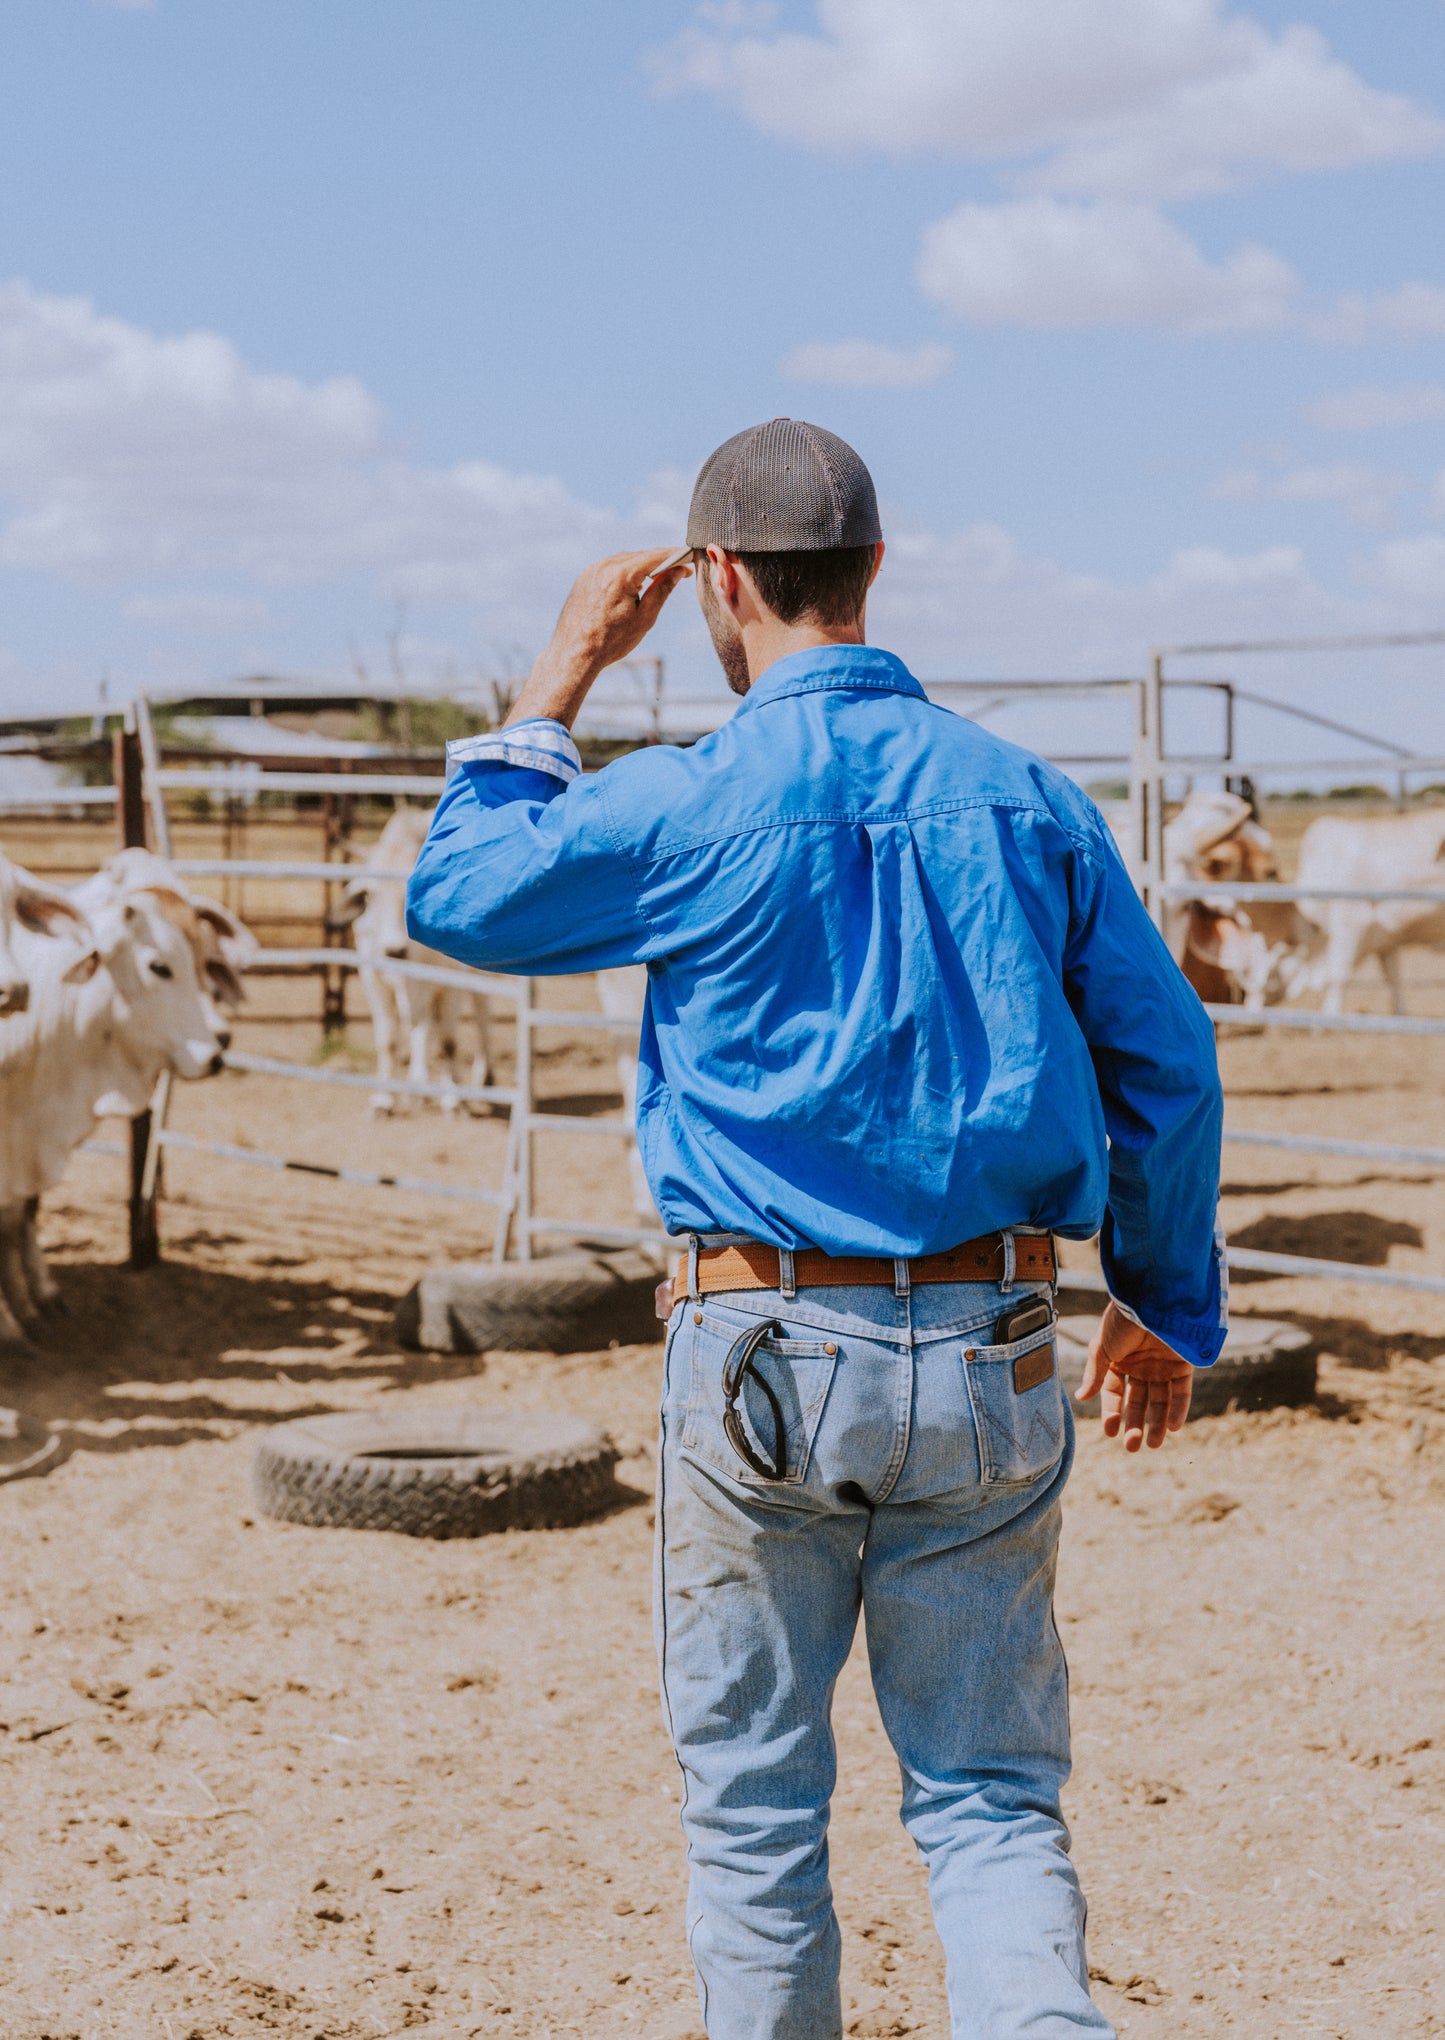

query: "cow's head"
left=333, top=868, right=410, bottom=958
left=1193, top=819, right=1278, bottom=887
left=92, top=894, right=228, bottom=1107
left=0, top=852, right=96, bottom=1015
left=88, top=849, right=257, bottom=1025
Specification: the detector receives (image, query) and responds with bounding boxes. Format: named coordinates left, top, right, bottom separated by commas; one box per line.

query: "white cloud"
left=0, top=279, right=656, bottom=632
left=652, top=0, right=1444, bottom=201
left=917, top=198, right=1297, bottom=333
left=1306, top=285, right=1445, bottom=345
left=1305, top=385, right=1445, bottom=431
left=916, top=199, right=1445, bottom=341
left=1213, top=463, right=1409, bottom=526
left=1151, top=542, right=1310, bottom=595
left=781, top=339, right=952, bottom=388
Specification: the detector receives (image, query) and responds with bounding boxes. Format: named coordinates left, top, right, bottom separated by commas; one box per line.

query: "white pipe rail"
left=250, top=946, right=519, bottom=999
left=1163, top=880, right=1445, bottom=906
left=176, top=859, right=399, bottom=881
left=157, top=769, right=445, bottom=797
left=156, top=1131, right=511, bottom=1206
left=222, top=1049, right=517, bottom=1108
left=1205, top=1004, right=1445, bottom=1036
left=1223, top=1128, right=1445, bottom=1168
left=0, top=787, right=117, bottom=813
left=82, top=1132, right=512, bottom=1208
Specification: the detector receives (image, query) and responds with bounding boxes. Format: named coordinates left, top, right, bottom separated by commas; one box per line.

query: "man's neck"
left=741, top=615, right=866, bottom=690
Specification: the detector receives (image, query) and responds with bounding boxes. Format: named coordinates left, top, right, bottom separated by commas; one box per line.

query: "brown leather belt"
left=674, top=1232, right=1056, bottom=1299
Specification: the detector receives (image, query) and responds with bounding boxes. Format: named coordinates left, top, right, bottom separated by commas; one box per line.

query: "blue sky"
left=2, top=0, right=1445, bottom=757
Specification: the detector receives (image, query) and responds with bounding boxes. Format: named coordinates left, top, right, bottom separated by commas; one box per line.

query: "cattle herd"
left=1165, top=789, right=1445, bottom=1013
left=0, top=790, right=1438, bottom=1354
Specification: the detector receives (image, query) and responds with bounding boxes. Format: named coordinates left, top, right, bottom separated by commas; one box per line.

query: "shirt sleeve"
left=1062, top=824, right=1228, bottom=1369
left=405, top=719, right=654, bottom=974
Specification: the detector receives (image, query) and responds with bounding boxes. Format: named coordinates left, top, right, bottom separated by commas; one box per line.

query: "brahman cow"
left=338, top=809, right=498, bottom=1116
left=1163, top=789, right=1308, bottom=1009
left=0, top=858, right=243, bottom=1349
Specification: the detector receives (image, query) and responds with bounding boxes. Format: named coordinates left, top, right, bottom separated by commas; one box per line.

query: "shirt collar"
left=733, top=644, right=926, bottom=716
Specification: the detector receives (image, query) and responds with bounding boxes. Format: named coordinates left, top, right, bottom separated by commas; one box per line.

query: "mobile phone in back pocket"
left=993, top=1295, right=1054, bottom=1344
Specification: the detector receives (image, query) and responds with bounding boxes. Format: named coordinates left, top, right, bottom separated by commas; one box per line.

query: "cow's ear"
left=16, top=886, right=89, bottom=939
left=330, top=885, right=368, bottom=928
left=195, top=899, right=250, bottom=946
left=205, top=958, right=246, bottom=1008
left=62, top=948, right=102, bottom=985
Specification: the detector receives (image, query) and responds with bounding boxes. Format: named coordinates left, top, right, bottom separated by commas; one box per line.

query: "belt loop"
left=999, top=1229, right=1016, bottom=1294
left=893, top=1257, right=911, bottom=1299
left=686, top=1235, right=701, bottom=1303
left=778, top=1247, right=796, bottom=1301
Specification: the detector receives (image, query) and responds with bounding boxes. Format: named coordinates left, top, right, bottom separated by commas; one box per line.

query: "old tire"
left=1056, top=1315, right=1317, bottom=1419
left=0, top=1407, right=61, bottom=1485
left=395, top=1249, right=662, bottom=1356
left=252, top=1409, right=622, bottom=1538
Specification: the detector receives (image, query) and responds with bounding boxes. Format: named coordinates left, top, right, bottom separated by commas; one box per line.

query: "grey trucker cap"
left=686, top=417, right=882, bottom=553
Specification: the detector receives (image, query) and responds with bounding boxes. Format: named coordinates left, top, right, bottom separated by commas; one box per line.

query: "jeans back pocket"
left=962, top=1319, right=1065, bottom=1485
left=683, top=1311, right=840, bottom=1485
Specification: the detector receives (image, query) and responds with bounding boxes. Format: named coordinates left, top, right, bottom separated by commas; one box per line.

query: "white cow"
left=1290, top=810, right=1445, bottom=1015
left=339, top=809, right=496, bottom=1116
left=0, top=847, right=94, bottom=1017
left=0, top=881, right=230, bottom=1348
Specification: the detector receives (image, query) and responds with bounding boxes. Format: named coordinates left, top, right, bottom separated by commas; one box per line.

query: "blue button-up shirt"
left=408, top=645, right=1226, bottom=1366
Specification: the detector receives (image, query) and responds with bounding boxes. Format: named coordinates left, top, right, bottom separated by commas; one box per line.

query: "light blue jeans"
left=655, top=1276, right=1113, bottom=2040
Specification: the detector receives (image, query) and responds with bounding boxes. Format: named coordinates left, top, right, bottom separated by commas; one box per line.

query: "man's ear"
left=867, top=540, right=885, bottom=588
left=704, top=545, right=742, bottom=613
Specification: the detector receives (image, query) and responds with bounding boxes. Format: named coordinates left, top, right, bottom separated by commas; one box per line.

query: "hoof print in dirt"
left=252, top=1408, right=624, bottom=1538
left=395, top=1249, right=663, bottom=1355
left=0, top=1405, right=61, bottom=1484
left=1056, top=1316, right=1317, bottom=1419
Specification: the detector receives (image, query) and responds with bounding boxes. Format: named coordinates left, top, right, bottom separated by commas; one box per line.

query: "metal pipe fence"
left=12, top=677, right=1445, bottom=1309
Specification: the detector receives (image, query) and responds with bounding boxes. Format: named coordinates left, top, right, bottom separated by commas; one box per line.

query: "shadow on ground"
left=0, top=1249, right=488, bottom=1449
left=1229, top=1208, right=1424, bottom=1279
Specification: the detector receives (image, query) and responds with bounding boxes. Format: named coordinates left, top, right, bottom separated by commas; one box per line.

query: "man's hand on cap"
left=505, top=548, right=693, bottom=731
left=1077, top=1301, right=1193, bottom=1452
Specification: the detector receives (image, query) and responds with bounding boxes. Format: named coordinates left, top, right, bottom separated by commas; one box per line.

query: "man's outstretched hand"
left=1077, top=1301, right=1193, bottom=1452
left=505, top=548, right=693, bottom=732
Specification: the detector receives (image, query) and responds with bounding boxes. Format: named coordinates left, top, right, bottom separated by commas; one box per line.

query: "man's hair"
left=734, top=544, right=877, bottom=628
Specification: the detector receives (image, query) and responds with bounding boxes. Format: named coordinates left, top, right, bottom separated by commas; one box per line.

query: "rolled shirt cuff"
left=446, top=719, right=581, bottom=782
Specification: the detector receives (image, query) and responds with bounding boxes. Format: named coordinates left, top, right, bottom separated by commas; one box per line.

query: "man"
left=408, top=419, right=1225, bottom=2039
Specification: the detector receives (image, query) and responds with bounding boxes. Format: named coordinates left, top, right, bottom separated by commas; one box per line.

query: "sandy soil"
left=2, top=976, right=1444, bottom=2037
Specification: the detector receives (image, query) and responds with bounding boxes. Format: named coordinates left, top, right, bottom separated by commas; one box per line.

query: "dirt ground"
left=3, top=978, right=1445, bottom=2037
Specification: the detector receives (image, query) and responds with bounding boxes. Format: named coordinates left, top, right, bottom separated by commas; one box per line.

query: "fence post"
left=1144, top=653, right=1167, bottom=927
left=113, top=723, right=147, bottom=852
left=128, top=697, right=174, bottom=1269
left=113, top=717, right=162, bottom=1267
left=504, top=978, right=534, bottom=1264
